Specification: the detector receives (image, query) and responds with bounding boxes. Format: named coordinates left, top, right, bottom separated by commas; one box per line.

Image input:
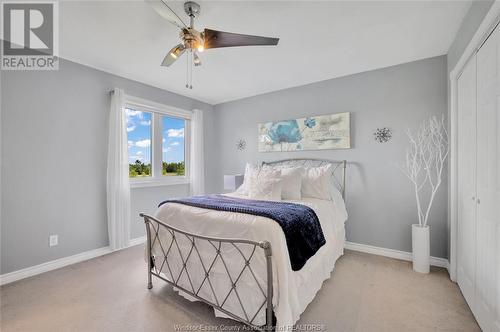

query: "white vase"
left=412, top=224, right=430, bottom=273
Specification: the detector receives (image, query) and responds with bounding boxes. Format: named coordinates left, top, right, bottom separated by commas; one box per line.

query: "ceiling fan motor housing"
left=181, top=28, right=204, bottom=50
left=184, top=1, right=201, bottom=18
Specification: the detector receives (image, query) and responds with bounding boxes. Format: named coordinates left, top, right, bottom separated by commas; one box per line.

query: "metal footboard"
left=140, top=213, right=274, bottom=331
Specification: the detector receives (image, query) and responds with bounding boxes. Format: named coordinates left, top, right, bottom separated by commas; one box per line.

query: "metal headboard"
left=261, top=159, right=347, bottom=199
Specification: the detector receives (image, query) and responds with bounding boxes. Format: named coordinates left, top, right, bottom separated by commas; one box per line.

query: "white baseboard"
left=0, top=246, right=112, bottom=286
left=345, top=241, right=449, bottom=269
left=129, top=235, right=146, bottom=247
left=1, top=237, right=449, bottom=286
left=0, top=236, right=146, bottom=286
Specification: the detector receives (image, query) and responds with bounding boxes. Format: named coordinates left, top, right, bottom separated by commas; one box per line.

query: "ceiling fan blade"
left=161, top=44, right=185, bottom=67
left=203, top=29, right=279, bottom=49
left=146, top=0, right=187, bottom=30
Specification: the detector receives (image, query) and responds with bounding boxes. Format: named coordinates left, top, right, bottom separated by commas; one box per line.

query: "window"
left=125, top=95, right=191, bottom=187
left=126, top=109, right=152, bottom=178
left=162, top=116, right=185, bottom=176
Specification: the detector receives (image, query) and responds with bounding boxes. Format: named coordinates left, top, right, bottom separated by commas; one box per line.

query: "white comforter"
left=151, top=193, right=347, bottom=329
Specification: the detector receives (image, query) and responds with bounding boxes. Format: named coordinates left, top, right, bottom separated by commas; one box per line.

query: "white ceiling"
left=60, top=1, right=471, bottom=104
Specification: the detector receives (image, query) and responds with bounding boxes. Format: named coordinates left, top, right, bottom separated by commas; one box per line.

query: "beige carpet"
left=0, top=245, right=479, bottom=332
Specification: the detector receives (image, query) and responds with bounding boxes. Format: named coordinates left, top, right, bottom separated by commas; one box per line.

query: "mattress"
left=151, top=192, right=347, bottom=329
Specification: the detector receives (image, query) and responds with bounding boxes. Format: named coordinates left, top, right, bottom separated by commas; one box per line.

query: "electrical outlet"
left=49, top=235, right=58, bottom=247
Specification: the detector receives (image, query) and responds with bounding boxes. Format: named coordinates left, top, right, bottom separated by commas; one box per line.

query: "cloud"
left=135, top=139, right=151, bottom=148
left=163, top=147, right=172, bottom=153
left=126, top=109, right=142, bottom=117
left=170, top=141, right=180, bottom=146
left=128, top=140, right=134, bottom=147
left=129, top=155, right=144, bottom=162
left=162, top=138, right=166, bottom=143
left=136, top=151, right=143, bottom=155
left=167, top=128, right=184, bottom=138
left=125, top=109, right=147, bottom=131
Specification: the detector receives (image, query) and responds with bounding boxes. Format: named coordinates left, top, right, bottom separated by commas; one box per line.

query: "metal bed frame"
left=140, top=159, right=346, bottom=331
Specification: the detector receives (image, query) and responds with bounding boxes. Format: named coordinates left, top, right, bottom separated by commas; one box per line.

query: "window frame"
left=125, top=95, right=191, bottom=188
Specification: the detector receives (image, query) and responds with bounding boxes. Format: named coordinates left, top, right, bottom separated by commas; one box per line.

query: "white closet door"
left=457, top=56, right=477, bottom=311
left=476, top=24, right=500, bottom=332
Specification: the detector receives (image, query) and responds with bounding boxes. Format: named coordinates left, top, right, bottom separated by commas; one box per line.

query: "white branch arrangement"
left=401, top=116, right=449, bottom=228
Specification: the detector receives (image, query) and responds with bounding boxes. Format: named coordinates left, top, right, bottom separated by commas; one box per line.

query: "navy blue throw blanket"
left=158, top=194, right=326, bottom=271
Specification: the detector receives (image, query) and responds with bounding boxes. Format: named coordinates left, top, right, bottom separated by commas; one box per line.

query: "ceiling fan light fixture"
left=193, top=52, right=201, bottom=66
left=170, top=44, right=185, bottom=59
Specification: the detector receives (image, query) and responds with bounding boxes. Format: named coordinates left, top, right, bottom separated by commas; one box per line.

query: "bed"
left=140, top=159, right=347, bottom=330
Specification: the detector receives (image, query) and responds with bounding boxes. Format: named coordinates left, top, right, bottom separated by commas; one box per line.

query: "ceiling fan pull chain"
left=185, top=50, right=189, bottom=88
left=190, top=50, right=193, bottom=89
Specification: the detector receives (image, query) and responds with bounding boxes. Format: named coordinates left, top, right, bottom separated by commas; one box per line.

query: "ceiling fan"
left=147, top=0, right=279, bottom=88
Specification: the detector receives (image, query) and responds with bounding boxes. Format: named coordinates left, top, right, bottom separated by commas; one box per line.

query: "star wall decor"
left=236, top=139, right=247, bottom=151
left=374, top=127, right=392, bottom=143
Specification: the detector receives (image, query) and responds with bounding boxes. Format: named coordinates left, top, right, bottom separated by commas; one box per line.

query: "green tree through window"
left=162, top=161, right=185, bottom=176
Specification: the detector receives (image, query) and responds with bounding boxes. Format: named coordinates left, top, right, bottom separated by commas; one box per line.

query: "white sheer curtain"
left=106, top=88, right=131, bottom=250
left=190, top=109, right=205, bottom=195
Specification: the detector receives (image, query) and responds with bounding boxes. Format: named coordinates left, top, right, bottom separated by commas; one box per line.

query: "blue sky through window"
left=125, top=109, right=185, bottom=166
left=126, top=108, right=151, bottom=165
left=162, top=116, right=185, bottom=163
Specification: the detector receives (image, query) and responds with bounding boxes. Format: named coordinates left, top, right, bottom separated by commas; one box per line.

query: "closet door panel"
left=476, top=25, right=500, bottom=332
left=457, top=56, right=477, bottom=310
left=494, top=27, right=500, bottom=332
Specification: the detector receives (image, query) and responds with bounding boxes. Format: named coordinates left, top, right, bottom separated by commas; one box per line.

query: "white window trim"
left=125, top=94, right=191, bottom=188
left=126, top=95, right=192, bottom=119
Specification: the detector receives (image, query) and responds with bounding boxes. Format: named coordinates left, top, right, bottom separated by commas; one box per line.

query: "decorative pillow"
left=263, top=165, right=303, bottom=200
left=301, top=164, right=333, bottom=200
left=236, top=163, right=259, bottom=195
left=248, top=169, right=282, bottom=200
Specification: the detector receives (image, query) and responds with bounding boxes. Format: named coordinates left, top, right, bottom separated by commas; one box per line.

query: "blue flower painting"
left=258, top=112, right=350, bottom=152
left=267, top=120, right=302, bottom=144
left=304, top=118, right=316, bottom=128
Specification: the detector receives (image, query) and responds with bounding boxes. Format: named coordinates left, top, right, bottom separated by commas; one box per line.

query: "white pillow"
left=263, top=165, right=303, bottom=200
left=248, top=169, right=282, bottom=200
left=301, top=164, right=333, bottom=200
left=236, top=163, right=259, bottom=195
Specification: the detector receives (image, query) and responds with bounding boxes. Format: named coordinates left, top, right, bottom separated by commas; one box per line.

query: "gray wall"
left=211, top=56, right=448, bottom=258
left=447, top=0, right=494, bottom=74
left=0, top=54, right=453, bottom=275
left=1, top=58, right=214, bottom=274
